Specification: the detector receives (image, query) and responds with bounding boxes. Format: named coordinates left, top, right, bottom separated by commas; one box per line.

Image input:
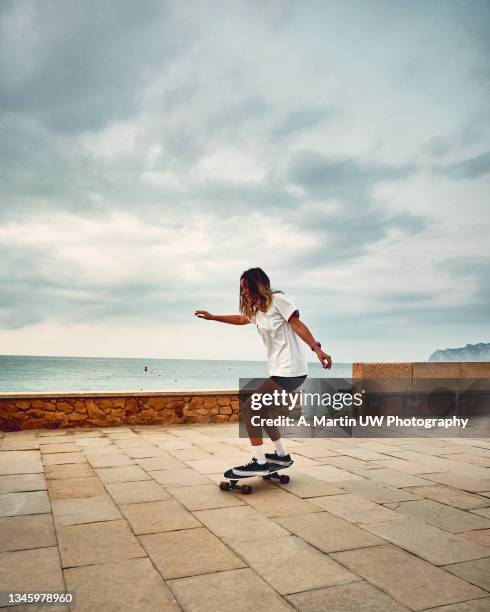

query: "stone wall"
left=0, top=391, right=239, bottom=431
left=2, top=362, right=488, bottom=431
left=352, top=361, right=490, bottom=379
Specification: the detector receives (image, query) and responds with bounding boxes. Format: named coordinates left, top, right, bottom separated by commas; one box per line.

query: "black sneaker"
left=232, top=458, right=270, bottom=476
left=265, top=452, right=293, bottom=466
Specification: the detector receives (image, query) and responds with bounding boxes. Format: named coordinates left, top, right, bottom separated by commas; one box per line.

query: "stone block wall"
left=351, top=361, right=490, bottom=419
left=0, top=391, right=239, bottom=431
left=352, top=361, right=490, bottom=379
left=2, top=362, right=488, bottom=431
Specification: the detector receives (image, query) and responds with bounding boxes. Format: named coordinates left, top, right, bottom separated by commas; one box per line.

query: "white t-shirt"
left=250, top=292, right=308, bottom=377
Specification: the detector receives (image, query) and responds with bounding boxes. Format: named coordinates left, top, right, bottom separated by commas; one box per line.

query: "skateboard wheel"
left=220, top=481, right=230, bottom=491
left=241, top=485, right=252, bottom=495
left=262, top=474, right=271, bottom=480
left=279, top=475, right=290, bottom=484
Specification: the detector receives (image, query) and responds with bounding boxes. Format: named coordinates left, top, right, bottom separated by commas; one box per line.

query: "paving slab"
left=85, top=453, right=134, bottom=468
left=73, top=430, right=103, bottom=437
left=364, top=518, right=490, bottom=565
left=0, top=451, right=43, bottom=475
left=336, top=478, right=420, bottom=503
left=135, top=456, right=185, bottom=470
left=389, top=499, right=490, bottom=533
left=167, top=484, right=244, bottom=510
left=424, top=600, right=490, bottom=612
left=463, top=529, right=490, bottom=547
left=64, top=557, right=180, bottom=612
left=461, top=447, right=490, bottom=458
left=293, top=445, right=341, bottom=459
left=52, top=495, right=122, bottom=526
left=240, top=484, right=319, bottom=517
left=0, top=473, right=46, bottom=493
left=168, top=447, right=214, bottom=461
left=0, top=547, right=64, bottom=592
left=0, top=490, right=50, bottom=517
left=149, top=468, right=210, bottom=487
left=273, top=472, right=344, bottom=497
left=47, top=477, right=106, bottom=500
left=42, top=452, right=86, bottom=465
left=158, top=440, right=195, bottom=451
left=105, top=431, right=138, bottom=439
left=95, top=465, right=151, bottom=484
left=286, top=580, right=410, bottom=611
left=332, top=544, right=487, bottom=610
left=338, top=447, right=393, bottom=461
left=123, top=446, right=168, bottom=459
left=297, top=465, right=364, bottom=482
left=76, top=437, right=113, bottom=447
left=418, top=472, right=490, bottom=493
left=168, top=568, right=292, bottom=612
left=195, top=442, right=240, bottom=454
left=284, top=454, right=321, bottom=467
left=194, top=505, right=290, bottom=543
left=39, top=443, right=81, bottom=454
left=0, top=439, right=40, bottom=451
left=230, top=535, right=360, bottom=594
left=57, top=519, right=146, bottom=567
left=407, top=484, right=490, bottom=510
left=105, top=480, right=169, bottom=504
left=115, top=438, right=156, bottom=448
left=120, top=499, right=200, bottom=534
left=371, top=458, right=442, bottom=474
left=76, top=444, right=119, bottom=456
left=471, top=506, right=490, bottom=518
left=351, top=468, right=431, bottom=488
left=445, top=453, right=490, bottom=467
left=311, top=493, right=402, bottom=524
left=386, top=451, right=490, bottom=479
left=184, top=458, right=233, bottom=474
left=383, top=450, right=463, bottom=470
left=444, top=557, right=490, bottom=591
left=1, top=432, right=37, bottom=440
left=45, top=463, right=96, bottom=480
left=315, top=456, right=374, bottom=470
left=38, top=429, right=75, bottom=444
left=140, top=527, right=245, bottom=578
left=0, top=514, right=57, bottom=551
left=275, top=511, right=383, bottom=552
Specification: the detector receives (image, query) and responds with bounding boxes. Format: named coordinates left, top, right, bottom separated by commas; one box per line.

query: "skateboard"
left=219, top=461, right=293, bottom=495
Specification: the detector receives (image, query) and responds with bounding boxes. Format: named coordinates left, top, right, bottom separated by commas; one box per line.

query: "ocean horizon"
left=0, top=355, right=353, bottom=393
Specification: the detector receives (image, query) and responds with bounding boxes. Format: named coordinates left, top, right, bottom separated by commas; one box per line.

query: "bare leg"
left=241, top=377, right=288, bottom=444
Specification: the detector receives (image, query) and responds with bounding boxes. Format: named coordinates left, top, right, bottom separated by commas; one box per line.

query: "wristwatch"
left=310, top=341, right=321, bottom=351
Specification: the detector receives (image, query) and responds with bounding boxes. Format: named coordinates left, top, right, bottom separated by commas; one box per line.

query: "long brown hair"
left=239, top=267, right=282, bottom=320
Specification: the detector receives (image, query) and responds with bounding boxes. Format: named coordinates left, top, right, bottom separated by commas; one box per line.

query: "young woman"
left=195, top=267, right=332, bottom=476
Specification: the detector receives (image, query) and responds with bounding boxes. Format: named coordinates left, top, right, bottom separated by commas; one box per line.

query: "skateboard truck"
left=220, top=479, right=253, bottom=494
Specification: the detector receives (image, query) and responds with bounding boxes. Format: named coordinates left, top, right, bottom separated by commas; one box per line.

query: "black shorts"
left=271, top=374, right=307, bottom=393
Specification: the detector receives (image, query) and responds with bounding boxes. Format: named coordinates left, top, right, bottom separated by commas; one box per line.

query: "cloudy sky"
left=0, top=0, right=489, bottom=363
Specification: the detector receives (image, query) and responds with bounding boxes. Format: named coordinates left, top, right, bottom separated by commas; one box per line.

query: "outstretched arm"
left=195, top=310, right=251, bottom=325
left=289, top=313, right=332, bottom=369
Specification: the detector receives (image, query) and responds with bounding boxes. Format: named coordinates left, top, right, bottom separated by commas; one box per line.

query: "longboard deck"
left=220, top=460, right=293, bottom=494
left=223, top=461, right=293, bottom=480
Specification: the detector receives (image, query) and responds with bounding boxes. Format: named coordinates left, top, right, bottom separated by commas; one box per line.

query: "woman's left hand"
left=316, top=349, right=332, bottom=369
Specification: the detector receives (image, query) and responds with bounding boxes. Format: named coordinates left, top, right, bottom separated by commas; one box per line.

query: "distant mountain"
left=429, top=342, right=490, bottom=362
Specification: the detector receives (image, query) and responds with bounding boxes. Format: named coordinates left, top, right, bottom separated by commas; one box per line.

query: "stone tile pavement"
left=1, top=424, right=490, bottom=612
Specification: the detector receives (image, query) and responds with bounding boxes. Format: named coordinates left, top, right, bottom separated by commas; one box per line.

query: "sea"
left=0, top=355, right=352, bottom=393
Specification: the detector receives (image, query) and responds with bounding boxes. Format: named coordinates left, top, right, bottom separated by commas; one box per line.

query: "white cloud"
left=0, top=0, right=489, bottom=361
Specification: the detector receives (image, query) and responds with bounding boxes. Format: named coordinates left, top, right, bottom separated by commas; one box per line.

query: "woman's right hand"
left=195, top=310, right=214, bottom=320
